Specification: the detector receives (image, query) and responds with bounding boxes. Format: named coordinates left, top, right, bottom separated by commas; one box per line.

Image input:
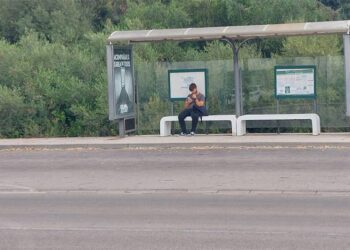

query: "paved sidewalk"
left=1, top=133, right=350, bottom=149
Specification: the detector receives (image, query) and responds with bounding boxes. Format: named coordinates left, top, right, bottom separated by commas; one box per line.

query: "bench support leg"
left=311, top=118, right=320, bottom=135
left=237, top=120, right=246, bottom=136
left=231, top=119, right=237, bottom=136
left=160, top=120, right=172, bottom=136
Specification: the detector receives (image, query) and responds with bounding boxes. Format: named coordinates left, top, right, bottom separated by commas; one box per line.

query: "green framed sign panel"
left=275, top=65, right=316, bottom=99
left=168, top=68, right=208, bottom=101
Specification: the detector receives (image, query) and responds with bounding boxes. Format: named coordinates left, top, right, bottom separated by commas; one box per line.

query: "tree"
left=280, top=35, right=341, bottom=57
left=0, top=0, right=91, bottom=43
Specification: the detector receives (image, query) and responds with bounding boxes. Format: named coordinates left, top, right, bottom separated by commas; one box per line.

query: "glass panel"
left=135, top=55, right=347, bottom=134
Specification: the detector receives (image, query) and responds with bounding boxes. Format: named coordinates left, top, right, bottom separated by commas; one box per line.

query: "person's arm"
left=184, top=97, right=193, bottom=108
left=192, top=94, right=205, bottom=107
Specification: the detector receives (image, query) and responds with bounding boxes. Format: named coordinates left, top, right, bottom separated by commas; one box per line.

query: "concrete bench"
left=160, top=115, right=237, bottom=136
left=237, top=113, right=321, bottom=136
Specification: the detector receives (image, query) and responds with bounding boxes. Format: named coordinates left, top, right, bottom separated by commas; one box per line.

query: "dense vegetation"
left=0, top=0, right=349, bottom=137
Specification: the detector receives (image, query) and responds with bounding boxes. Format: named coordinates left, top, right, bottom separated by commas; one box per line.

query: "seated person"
left=178, top=83, right=207, bottom=136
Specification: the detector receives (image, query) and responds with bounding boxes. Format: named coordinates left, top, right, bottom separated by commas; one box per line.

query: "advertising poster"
left=275, top=66, right=316, bottom=98
left=114, top=47, right=134, bottom=118
left=168, top=69, right=208, bottom=100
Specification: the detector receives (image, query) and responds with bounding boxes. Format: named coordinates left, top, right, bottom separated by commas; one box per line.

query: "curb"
left=2, top=142, right=350, bottom=150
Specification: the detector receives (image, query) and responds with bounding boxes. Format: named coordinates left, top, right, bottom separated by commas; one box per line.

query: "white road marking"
left=145, top=30, right=153, bottom=37
left=222, top=26, right=229, bottom=33
left=0, top=227, right=348, bottom=238
left=184, top=28, right=192, bottom=35
left=0, top=184, right=46, bottom=194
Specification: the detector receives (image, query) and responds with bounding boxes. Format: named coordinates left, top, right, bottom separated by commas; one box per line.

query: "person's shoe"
left=190, top=131, right=195, bottom=136
left=179, top=132, right=187, bottom=136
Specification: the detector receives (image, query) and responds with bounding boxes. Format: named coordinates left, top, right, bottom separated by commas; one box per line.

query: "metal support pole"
left=136, top=77, right=140, bottom=134
left=223, top=38, right=251, bottom=117
left=313, top=99, right=317, bottom=114
left=343, top=34, right=350, bottom=116
left=239, top=67, right=244, bottom=115
left=276, top=99, right=280, bottom=134
left=171, top=102, right=174, bottom=135
left=119, top=119, right=125, bottom=137
left=133, top=47, right=140, bottom=135
left=233, top=47, right=241, bottom=117
left=106, top=44, right=116, bottom=121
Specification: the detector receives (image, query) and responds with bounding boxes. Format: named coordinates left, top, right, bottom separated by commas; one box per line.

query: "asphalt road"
left=1, top=146, right=350, bottom=249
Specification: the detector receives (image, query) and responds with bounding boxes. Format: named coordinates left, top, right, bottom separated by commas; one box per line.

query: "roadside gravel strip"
left=1, top=144, right=350, bottom=153
left=1, top=134, right=350, bottom=150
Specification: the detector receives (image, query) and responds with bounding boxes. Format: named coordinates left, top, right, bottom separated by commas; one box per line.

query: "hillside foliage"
left=0, top=0, right=348, bottom=137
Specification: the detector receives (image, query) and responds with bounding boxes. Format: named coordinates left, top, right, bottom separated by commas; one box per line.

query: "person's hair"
left=189, top=83, right=197, bottom=91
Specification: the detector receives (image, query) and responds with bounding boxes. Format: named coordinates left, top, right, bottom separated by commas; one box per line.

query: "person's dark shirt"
left=187, top=92, right=205, bottom=108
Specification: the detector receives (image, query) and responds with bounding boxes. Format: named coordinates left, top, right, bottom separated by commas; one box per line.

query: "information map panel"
left=168, top=69, right=208, bottom=101
left=275, top=66, right=316, bottom=99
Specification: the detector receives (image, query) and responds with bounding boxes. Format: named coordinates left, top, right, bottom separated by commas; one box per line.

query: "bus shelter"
left=107, top=20, right=350, bottom=135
